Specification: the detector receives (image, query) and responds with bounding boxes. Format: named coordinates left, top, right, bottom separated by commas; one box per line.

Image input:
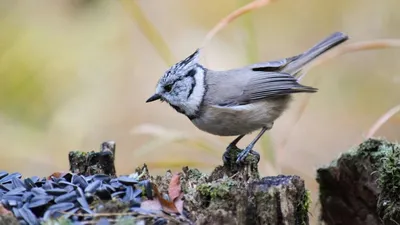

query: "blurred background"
left=0, top=0, right=399, bottom=222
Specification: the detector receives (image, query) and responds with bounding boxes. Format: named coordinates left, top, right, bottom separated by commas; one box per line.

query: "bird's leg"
left=236, top=126, right=269, bottom=163
left=222, top=135, right=245, bottom=164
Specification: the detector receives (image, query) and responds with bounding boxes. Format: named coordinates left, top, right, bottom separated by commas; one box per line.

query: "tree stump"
left=69, top=141, right=116, bottom=177
left=317, top=138, right=400, bottom=225
left=150, top=146, right=310, bottom=225
left=65, top=141, right=310, bottom=224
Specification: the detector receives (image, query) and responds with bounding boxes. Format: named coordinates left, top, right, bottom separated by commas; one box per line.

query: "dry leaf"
left=153, top=184, right=180, bottom=214
left=0, top=204, right=12, bottom=215
left=174, top=192, right=184, bottom=215
left=47, top=172, right=66, bottom=180
left=140, top=183, right=180, bottom=214
left=168, top=173, right=182, bottom=202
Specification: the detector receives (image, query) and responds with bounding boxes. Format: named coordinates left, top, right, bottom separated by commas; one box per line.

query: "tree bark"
left=317, top=138, right=400, bottom=225
left=69, top=141, right=116, bottom=177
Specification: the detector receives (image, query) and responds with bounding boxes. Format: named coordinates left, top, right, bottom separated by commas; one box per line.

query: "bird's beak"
left=146, top=94, right=161, bottom=103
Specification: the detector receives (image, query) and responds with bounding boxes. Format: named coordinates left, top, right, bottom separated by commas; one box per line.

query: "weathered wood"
left=69, top=141, right=116, bottom=177
left=317, top=138, right=400, bottom=225
left=67, top=141, right=309, bottom=224
left=151, top=146, right=310, bottom=225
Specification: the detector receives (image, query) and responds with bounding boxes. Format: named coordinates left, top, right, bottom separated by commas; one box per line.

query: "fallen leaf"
left=153, top=184, right=180, bottom=214
left=47, top=172, right=66, bottom=180
left=168, top=173, right=182, bottom=202
left=0, top=204, right=12, bottom=215
left=140, top=183, right=180, bottom=214
left=174, top=192, right=184, bottom=214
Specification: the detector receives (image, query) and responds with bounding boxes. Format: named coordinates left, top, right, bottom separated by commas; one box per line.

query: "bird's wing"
left=245, top=55, right=301, bottom=72
left=239, top=71, right=317, bottom=104
left=204, top=69, right=316, bottom=107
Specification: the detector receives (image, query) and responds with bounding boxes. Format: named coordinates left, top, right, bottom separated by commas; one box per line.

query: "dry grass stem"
left=202, top=0, right=275, bottom=47
left=366, top=104, right=400, bottom=138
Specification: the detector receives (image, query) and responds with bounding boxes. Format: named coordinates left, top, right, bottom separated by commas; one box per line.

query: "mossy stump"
left=317, top=138, right=400, bottom=225
left=150, top=146, right=310, bottom=225
left=69, top=141, right=116, bottom=177
left=65, top=141, right=309, bottom=224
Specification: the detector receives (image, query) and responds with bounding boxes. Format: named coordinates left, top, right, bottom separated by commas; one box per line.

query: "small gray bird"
left=146, top=32, right=348, bottom=163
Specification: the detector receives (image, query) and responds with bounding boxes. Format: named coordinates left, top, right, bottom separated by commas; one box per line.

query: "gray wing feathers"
left=203, top=32, right=347, bottom=107
left=282, top=32, right=348, bottom=75
left=204, top=70, right=316, bottom=106
left=248, top=32, right=348, bottom=76
left=242, top=72, right=317, bottom=102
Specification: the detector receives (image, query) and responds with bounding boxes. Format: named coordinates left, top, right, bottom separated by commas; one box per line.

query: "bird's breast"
left=191, top=98, right=289, bottom=136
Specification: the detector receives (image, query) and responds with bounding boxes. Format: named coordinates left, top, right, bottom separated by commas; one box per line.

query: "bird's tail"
left=282, top=32, right=348, bottom=76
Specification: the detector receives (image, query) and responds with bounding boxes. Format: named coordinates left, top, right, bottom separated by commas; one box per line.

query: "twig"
left=366, top=104, right=400, bottom=138
left=201, top=0, right=276, bottom=47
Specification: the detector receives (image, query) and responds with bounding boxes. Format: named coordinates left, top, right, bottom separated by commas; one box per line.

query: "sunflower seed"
left=31, top=187, right=46, bottom=196
left=41, top=180, right=54, bottom=190
left=24, top=178, right=36, bottom=190
left=11, top=177, right=26, bottom=189
left=0, top=171, right=8, bottom=180
left=54, top=191, right=77, bottom=203
left=19, top=206, right=39, bottom=225
left=85, top=180, right=101, bottom=194
left=0, top=172, right=21, bottom=184
left=45, top=188, right=68, bottom=196
left=72, top=175, right=88, bottom=189
left=28, top=195, right=54, bottom=208
left=117, top=176, right=138, bottom=185
left=47, top=202, right=75, bottom=212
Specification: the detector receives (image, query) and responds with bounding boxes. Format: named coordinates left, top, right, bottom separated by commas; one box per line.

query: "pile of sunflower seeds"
left=0, top=171, right=151, bottom=224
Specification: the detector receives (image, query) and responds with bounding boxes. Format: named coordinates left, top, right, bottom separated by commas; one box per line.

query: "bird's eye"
left=164, top=84, right=173, bottom=92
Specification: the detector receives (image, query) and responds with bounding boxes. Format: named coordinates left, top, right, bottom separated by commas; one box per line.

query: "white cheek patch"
left=182, top=68, right=205, bottom=116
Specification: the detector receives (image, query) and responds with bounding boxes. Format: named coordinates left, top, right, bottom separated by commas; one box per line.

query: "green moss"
left=376, top=140, right=400, bottom=221
left=338, top=138, right=391, bottom=163
left=298, top=190, right=312, bottom=225
left=327, top=138, right=400, bottom=222
left=186, top=168, right=204, bottom=180
left=69, top=150, right=89, bottom=157
left=197, top=179, right=237, bottom=200
left=181, top=167, right=208, bottom=196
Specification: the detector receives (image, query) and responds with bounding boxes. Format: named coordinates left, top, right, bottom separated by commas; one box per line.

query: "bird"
left=146, top=32, right=348, bottom=163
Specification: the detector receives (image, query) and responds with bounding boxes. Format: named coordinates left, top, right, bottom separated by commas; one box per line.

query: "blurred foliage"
left=0, top=18, right=50, bottom=127
left=120, top=0, right=175, bottom=65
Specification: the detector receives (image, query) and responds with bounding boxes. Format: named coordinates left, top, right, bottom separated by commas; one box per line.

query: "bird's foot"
left=236, top=147, right=260, bottom=164
left=222, top=143, right=237, bottom=164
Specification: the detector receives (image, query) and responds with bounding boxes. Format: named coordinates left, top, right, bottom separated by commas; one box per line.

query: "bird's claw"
left=236, top=147, right=260, bottom=163
left=222, top=151, right=230, bottom=164
left=222, top=144, right=236, bottom=164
